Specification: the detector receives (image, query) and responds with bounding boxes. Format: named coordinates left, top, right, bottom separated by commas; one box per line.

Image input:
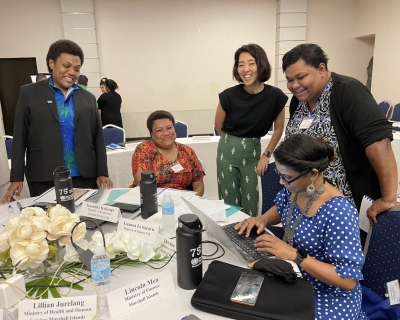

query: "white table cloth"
left=106, top=135, right=274, bottom=200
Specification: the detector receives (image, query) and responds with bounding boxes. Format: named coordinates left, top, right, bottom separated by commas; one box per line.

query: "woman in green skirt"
left=214, top=44, right=287, bottom=216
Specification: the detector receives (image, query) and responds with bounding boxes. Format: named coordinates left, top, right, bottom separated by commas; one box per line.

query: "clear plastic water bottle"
left=91, top=246, right=111, bottom=310
left=162, top=192, right=175, bottom=236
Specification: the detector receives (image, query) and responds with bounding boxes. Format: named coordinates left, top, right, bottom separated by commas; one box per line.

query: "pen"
left=17, top=202, right=23, bottom=212
left=8, top=205, right=14, bottom=216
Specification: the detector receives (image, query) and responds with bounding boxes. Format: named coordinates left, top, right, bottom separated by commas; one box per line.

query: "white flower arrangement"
left=64, top=230, right=156, bottom=263
left=0, top=205, right=85, bottom=270
left=0, top=206, right=162, bottom=272
left=0, top=205, right=167, bottom=299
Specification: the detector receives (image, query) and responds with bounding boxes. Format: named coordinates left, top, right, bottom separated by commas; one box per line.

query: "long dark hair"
left=274, top=134, right=335, bottom=173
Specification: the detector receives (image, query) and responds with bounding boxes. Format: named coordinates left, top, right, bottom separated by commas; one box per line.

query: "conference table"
left=106, top=133, right=400, bottom=200
left=106, top=135, right=275, bottom=200
left=0, top=191, right=265, bottom=320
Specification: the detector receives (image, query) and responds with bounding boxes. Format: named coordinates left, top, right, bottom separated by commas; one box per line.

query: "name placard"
left=0, top=309, right=10, bottom=320
left=107, top=269, right=175, bottom=318
left=18, top=295, right=97, bottom=320
left=154, top=234, right=176, bottom=259
left=117, top=218, right=159, bottom=242
left=192, top=135, right=211, bottom=142
left=80, top=201, right=119, bottom=223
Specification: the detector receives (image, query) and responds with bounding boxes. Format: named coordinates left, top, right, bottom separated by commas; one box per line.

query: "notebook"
left=182, top=198, right=273, bottom=265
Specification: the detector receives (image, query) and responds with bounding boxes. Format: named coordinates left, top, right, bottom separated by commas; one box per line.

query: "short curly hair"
left=232, top=44, right=271, bottom=83
left=282, top=43, right=329, bottom=72
left=46, top=39, right=84, bottom=73
left=146, top=110, right=175, bottom=135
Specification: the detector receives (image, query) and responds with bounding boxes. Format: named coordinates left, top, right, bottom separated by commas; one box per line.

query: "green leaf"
left=54, top=278, right=84, bottom=291
left=26, top=287, right=39, bottom=298
left=49, top=287, right=61, bottom=298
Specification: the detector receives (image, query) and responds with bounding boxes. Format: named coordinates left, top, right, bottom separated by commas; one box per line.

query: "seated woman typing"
left=236, top=134, right=367, bottom=319
left=130, top=110, right=205, bottom=196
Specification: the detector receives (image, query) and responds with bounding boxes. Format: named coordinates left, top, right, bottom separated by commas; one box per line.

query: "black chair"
left=378, top=101, right=391, bottom=119
left=260, top=162, right=284, bottom=239
left=360, top=206, right=400, bottom=318
left=2, top=135, right=13, bottom=159
left=361, top=206, right=400, bottom=298
left=174, top=120, right=188, bottom=138
left=102, top=125, right=125, bottom=146
left=213, top=126, right=219, bottom=136
left=391, top=103, right=400, bottom=121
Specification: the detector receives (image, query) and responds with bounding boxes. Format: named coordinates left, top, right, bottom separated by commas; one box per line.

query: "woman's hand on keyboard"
left=234, top=216, right=266, bottom=237
left=254, top=235, right=297, bottom=261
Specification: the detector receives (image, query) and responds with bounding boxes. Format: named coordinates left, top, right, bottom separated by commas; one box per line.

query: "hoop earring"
left=306, top=181, right=315, bottom=196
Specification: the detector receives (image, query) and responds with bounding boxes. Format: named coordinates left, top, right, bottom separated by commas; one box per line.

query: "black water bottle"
left=140, top=170, right=158, bottom=219
left=53, top=166, right=75, bottom=212
left=176, top=214, right=203, bottom=289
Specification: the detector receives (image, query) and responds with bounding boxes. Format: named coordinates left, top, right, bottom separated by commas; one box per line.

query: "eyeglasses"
left=274, top=168, right=310, bottom=185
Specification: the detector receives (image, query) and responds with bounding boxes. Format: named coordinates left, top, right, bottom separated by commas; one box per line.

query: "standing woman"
left=215, top=44, right=288, bottom=216
left=99, top=77, right=107, bottom=93
left=282, top=43, right=397, bottom=224
left=97, top=78, right=123, bottom=128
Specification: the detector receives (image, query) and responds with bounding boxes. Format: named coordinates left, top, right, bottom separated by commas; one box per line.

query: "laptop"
left=182, top=198, right=273, bottom=265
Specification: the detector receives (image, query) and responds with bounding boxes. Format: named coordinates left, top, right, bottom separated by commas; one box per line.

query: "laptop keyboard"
left=222, top=223, right=272, bottom=261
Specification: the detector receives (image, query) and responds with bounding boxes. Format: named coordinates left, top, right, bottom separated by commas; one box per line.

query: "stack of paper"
left=156, top=188, right=197, bottom=206
left=189, top=198, right=228, bottom=222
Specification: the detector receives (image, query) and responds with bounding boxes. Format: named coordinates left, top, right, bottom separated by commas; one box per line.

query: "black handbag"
left=191, top=261, right=315, bottom=320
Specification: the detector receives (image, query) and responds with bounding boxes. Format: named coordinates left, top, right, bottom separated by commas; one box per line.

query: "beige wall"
left=306, top=0, right=373, bottom=86
left=355, top=0, right=400, bottom=104
left=94, top=0, right=277, bottom=137
left=0, top=0, right=64, bottom=73
left=1, top=0, right=397, bottom=137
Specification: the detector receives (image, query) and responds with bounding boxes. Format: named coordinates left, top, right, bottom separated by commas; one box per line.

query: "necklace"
left=282, top=181, right=325, bottom=246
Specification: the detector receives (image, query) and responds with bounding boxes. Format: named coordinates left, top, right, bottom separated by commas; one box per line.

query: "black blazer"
left=10, top=79, right=109, bottom=182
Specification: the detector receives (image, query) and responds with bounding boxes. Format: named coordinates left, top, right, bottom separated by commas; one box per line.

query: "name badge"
left=171, top=163, right=184, bottom=173
left=386, top=279, right=400, bottom=305
left=299, top=118, right=314, bottom=129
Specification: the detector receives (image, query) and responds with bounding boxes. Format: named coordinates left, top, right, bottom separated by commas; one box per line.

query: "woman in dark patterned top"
left=282, top=43, right=397, bottom=224
left=130, top=110, right=205, bottom=196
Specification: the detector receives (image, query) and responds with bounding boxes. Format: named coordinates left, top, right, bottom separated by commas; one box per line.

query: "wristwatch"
left=293, top=248, right=308, bottom=265
left=263, top=150, right=271, bottom=158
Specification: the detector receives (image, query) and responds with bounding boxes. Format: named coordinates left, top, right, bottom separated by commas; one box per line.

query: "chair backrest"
left=102, top=124, right=125, bottom=146
left=268, top=124, right=274, bottom=133
left=260, top=162, right=285, bottom=239
left=198, top=158, right=205, bottom=171
left=260, top=162, right=282, bottom=213
left=361, top=206, right=400, bottom=297
left=1, top=135, right=13, bottom=159
left=378, top=101, right=391, bottom=118
left=213, top=126, right=219, bottom=136
left=174, top=120, right=188, bottom=138
left=391, top=103, right=400, bottom=121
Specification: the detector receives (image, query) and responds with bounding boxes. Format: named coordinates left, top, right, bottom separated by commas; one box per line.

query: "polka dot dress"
left=275, top=188, right=368, bottom=320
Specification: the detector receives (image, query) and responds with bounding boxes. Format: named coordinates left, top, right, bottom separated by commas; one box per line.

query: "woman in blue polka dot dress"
left=236, top=134, right=368, bottom=320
